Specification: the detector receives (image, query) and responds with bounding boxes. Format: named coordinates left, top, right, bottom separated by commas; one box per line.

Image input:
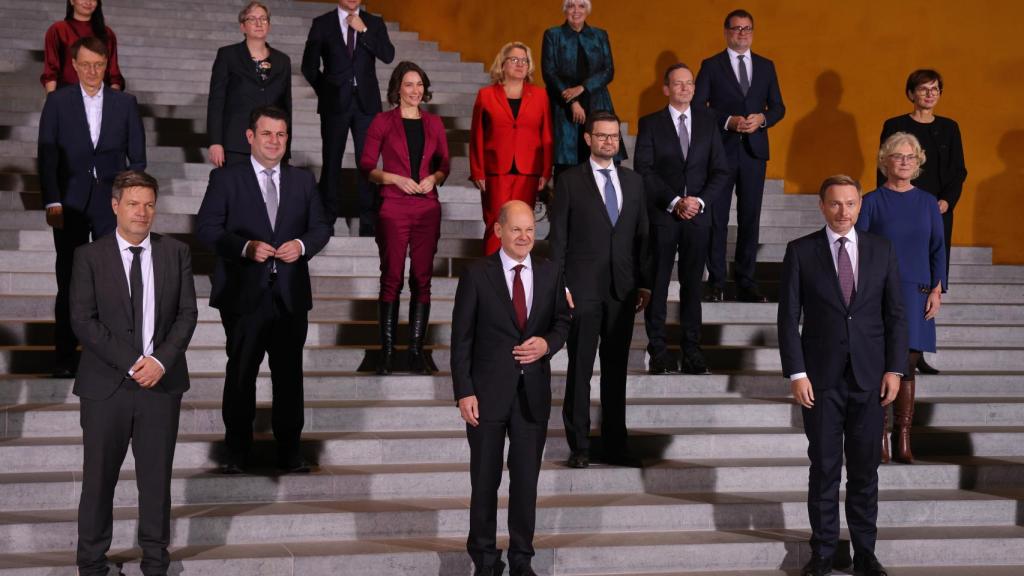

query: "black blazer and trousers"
left=694, top=50, right=785, bottom=293
left=777, top=228, right=908, bottom=562
left=451, top=252, right=570, bottom=572
left=38, top=83, right=146, bottom=372
left=301, top=7, right=394, bottom=231
left=207, top=41, right=292, bottom=165
left=70, top=233, right=197, bottom=575
left=197, top=162, right=332, bottom=464
left=549, top=161, right=652, bottom=456
left=634, top=106, right=730, bottom=358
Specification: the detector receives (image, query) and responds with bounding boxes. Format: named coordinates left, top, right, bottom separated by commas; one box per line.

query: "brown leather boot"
left=893, top=379, right=916, bottom=463
left=881, top=409, right=891, bottom=464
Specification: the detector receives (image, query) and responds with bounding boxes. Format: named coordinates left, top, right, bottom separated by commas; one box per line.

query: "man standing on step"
left=694, top=8, right=785, bottom=304
left=302, top=0, right=395, bottom=235
left=452, top=200, right=570, bottom=576
left=71, top=170, right=197, bottom=576
left=778, top=175, right=907, bottom=576
left=197, top=106, right=332, bottom=475
left=634, top=62, right=730, bottom=376
left=38, top=36, right=146, bottom=378
left=549, top=110, right=653, bottom=468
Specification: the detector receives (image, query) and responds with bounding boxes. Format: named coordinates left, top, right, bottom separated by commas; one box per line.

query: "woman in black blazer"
left=207, top=1, right=292, bottom=166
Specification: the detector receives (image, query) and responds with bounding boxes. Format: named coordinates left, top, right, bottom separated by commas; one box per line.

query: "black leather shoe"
left=852, top=552, right=888, bottom=576
left=218, top=461, right=245, bottom=475
left=51, top=368, right=76, bottom=379
left=510, top=564, right=537, bottom=576
left=737, top=286, right=768, bottom=303
left=801, top=554, right=833, bottom=576
left=648, top=351, right=679, bottom=375
left=680, top=348, right=710, bottom=375
left=567, top=451, right=589, bottom=468
left=916, top=355, right=940, bottom=375
left=704, top=286, right=726, bottom=302
left=474, top=559, right=506, bottom=576
left=278, top=455, right=312, bottom=474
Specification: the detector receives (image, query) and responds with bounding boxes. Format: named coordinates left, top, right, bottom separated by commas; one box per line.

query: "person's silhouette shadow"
left=974, top=130, right=1024, bottom=261
left=637, top=50, right=681, bottom=119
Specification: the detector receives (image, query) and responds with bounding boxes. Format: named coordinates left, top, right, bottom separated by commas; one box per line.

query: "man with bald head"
left=451, top=200, right=571, bottom=576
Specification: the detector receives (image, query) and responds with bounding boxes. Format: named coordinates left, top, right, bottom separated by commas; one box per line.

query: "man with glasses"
left=694, top=8, right=785, bottom=304
left=634, top=63, right=730, bottom=376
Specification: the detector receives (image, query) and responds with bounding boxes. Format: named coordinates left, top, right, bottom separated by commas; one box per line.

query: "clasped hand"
left=245, top=239, right=302, bottom=263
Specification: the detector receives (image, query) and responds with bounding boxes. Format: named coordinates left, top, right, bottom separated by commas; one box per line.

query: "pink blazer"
left=360, top=107, right=451, bottom=200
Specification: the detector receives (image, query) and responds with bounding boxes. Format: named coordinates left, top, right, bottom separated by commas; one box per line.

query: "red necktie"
left=512, top=264, right=527, bottom=332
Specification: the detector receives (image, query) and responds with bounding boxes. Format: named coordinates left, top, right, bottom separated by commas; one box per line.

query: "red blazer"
left=360, top=107, right=451, bottom=200
left=470, top=82, right=553, bottom=181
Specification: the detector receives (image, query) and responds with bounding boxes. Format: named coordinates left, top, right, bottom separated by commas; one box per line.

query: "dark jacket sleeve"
left=359, top=14, right=395, bottom=64
left=69, top=247, right=141, bottom=374
left=542, top=271, right=571, bottom=358
left=761, top=59, right=785, bottom=128
left=693, top=61, right=729, bottom=129
left=151, top=243, right=198, bottom=371
left=633, top=178, right=653, bottom=291
left=881, top=239, right=909, bottom=375
left=633, top=115, right=676, bottom=212
left=196, top=168, right=248, bottom=260
left=699, top=120, right=731, bottom=209
left=582, top=29, right=614, bottom=94
left=301, top=19, right=323, bottom=93
left=941, top=119, right=967, bottom=208
left=125, top=94, right=146, bottom=171
left=206, top=47, right=230, bottom=147
left=548, top=171, right=571, bottom=282
left=540, top=28, right=568, bottom=94
left=928, top=200, right=947, bottom=290
left=777, top=241, right=805, bottom=378
left=297, top=171, right=332, bottom=258
left=37, top=91, right=61, bottom=206
left=450, top=267, right=479, bottom=402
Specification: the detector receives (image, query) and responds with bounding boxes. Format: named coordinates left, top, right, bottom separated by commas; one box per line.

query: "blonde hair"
left=488, top=41, right=535, bottom=84
left=563, top=0, right=592, bottom=14
left=878, top=131, right=927, bottom=180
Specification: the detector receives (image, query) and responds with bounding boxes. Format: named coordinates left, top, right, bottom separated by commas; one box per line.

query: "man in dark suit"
left=197, top=106, right=332, bottom=474
left=777, top=175, right=907, bottom=576
left=452, top=199, right=570, bottom=576
left=549, top=110, right=652, bottom=468
left=38, top=36, right=146, bottom=377
left=301, top=0, right=395, bottom=235
left=635, top=63, right=730, bottom=376
left=694, top=8, right=785, bottom=303
left=70, top=170, right=197, bottom=576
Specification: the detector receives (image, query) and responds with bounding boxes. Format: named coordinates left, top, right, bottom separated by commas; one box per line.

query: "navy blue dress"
left=857, top=186, right=946, bottom=352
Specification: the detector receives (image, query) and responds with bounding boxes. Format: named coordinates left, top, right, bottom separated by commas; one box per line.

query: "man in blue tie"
left=549, top=110, right=653, bottom=468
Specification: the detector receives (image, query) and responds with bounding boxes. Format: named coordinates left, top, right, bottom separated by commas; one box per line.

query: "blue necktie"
left=599, top=168, right=618, bottom=225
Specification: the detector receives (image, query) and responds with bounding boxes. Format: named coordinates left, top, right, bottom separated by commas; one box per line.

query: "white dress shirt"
left=666, top=105, right=705, bottom=213
left=727, top=47, right=752, bottom=86
left=499, top=249, right=534, bottom=316
left=115, top=231, right=164, bottom=372
left=337, top=7, right=360, bottom=85
left=242, top=157, right=304, bottom=257
left=589, top=157, right=622, bottom=212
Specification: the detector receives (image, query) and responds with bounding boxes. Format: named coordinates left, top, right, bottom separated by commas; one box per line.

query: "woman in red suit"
left=361, top=61, right=450, bottom=375
left=41, top=0, right=124, bottom=92
left=470, top=41, right=553, bottom=254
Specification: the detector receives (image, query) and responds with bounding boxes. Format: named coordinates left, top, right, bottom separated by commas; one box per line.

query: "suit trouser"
left=644, top=217, right=710, bottom=355
left=707, top=141, right=766, bottom=290
left=481, top=174, right=540, bottom=255
left=467, top=388, right=547, bottom=571
left=802, top=364, right=883, bottom=560
left=77, top=382, right=181, bottom=576
left=53, top=183, right=116, bottom=371
left=375, top=196, right=441, bottom=303
left=220, top=285, right=308, bottom=459
left=562, top=288, right=635, bottom=454
left=319, top=96, right=376, bottom=232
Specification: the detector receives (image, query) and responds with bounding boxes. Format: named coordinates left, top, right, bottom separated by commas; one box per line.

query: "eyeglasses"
left=888, top=153, right=919, bottom=164
left=914, top=86, right=941, bottom=95
left=505, top=57, right=530, bottom=66
left=243, top=16, right=270, bottom=25
left=74, top=62, right=106, bottom=72
left=727, top=25, right=754, bottom=34
left=590, top=133, right=620, bottom=142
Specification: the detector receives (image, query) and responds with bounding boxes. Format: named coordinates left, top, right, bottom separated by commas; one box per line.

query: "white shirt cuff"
left=45, top=203, right=62, bottom=209
left=667, top=196, right=682, bottom=213
left=241, top=240, right=250, bottom=258
left=297, top=239, right=306, bottom=256
left=789, top=372, right=808, bottom=381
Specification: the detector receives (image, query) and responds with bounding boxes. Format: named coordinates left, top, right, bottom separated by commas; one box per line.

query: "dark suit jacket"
left=300, top=8, right=395, bottom=115
left=451, top=253, right=570, bottom=421
left=549, top=161, right=653, bottom=301
left=877, top=114, right=967, bottom=208
left=777, top=228, right=908, bottom=391
left=693, top=50, right=785, bottom=160
left=633, top=106, right=730, bottom=227
left=196, top=162, right=332, bottom=314
left=37, top=84, right=146, bottom=209
left=207, top=41, right=292, bottom=154
left=469, top=82, right=553, bottom=180
left=359, top=107, right=450, bottom=200
left=70, top=233, right=198, bottom=400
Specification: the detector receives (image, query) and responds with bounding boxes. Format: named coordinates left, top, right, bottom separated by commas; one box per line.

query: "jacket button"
left=847, top=316, right=853, bottom=320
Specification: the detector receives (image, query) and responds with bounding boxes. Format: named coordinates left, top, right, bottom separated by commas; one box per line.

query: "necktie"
left=129, top=246, right=144, bottom=355
left=737, top=54, right=750, bottom=96
left=262, top=168, right=278, bottom=231
left=512, top=264, right=527, bottom=332
left=346, top=20, right=356, bottom=58
left=837, top=237, right=855, bottom=306
left=598, top=168, right=618, bottom=226
left=678, top=112, right=689, bottom=161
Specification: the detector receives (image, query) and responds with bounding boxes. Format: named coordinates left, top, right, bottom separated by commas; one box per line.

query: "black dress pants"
left=77, top=382, right=182, bottom=576
left=802, top=364, right=883, bottom=560
left=644, top=217, right=710, bottom=355
left=707, top=141, right=766, bottom=291
left=318, top=93, right=377, bottom=233
left=467, top=387, right=547, bottom=572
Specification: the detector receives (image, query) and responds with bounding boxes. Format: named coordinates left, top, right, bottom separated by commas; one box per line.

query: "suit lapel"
left=815, top=228, right=849, bottom=311
left=103, top=236, right=134, bottom=325
left=851, top=234, right=871, bottom=313
left=151, top=234, right=166, bottom=331
left=274, top=165, right=291, bottom=233
left=246, top=165, right=275, bottom=235
left=96, top=85, right=116, bottom=151
left=70, top=88, right=93, bottom=152
left=717, top=50, right=745, bottom=98
left=660, top=107, right=687, bottom=165
left=493, top=84, right=515, bottom=122
left=524, top=258, right=549, bottom=335
left=389, top=109, right=414, bottom=178
left=584, top=166, right=614, bottom=228
left=484, top=253, right=522, bottom=332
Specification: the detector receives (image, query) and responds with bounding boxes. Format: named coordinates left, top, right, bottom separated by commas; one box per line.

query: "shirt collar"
left=589, top=157, right=615, bottom=174
left=80, top=83, right=104, bottom=101
left=727, top=47, right=750, bottom=60
left=667, top=104, right=691, bottom=124
left=251, top=155, right=280, bottom=177
left=115, top=230, right=151, bottom=252
left=825, top=225, right=858, bottom=247
left=338, top=6, right=359, bottom=18
left=499, top=248, right=532, bottom=272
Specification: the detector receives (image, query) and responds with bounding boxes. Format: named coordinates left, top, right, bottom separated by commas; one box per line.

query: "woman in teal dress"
left=542, top=0, right=625, bottom=181
left=858, top=132, right=946, bottom=465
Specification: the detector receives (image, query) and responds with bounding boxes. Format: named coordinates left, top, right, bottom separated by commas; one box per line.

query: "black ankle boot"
left=407, top=301, right=436, bottom=374
left=376, top=300, right=398, bottom=375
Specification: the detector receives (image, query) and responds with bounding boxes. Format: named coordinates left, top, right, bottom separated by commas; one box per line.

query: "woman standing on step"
left=470, top=41, right=553, bottom=255
left=360, top=61, right=450, bottom=375
left=41, top=0, right=124, bottom=92
left=207, top=1, right=292, bottom=167
left=859, top=132, right=947, bottom=464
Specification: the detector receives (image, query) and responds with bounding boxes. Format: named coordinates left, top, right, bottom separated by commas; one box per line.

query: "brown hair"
left=112, top=170, right=159, bottom=200
left=70, top=36, right=107, bottom=60
left=818, top=174, right=861, bottom=200
left=238, top=1, right=270, bottom=23
left=386, top=61, right=433, bottom=106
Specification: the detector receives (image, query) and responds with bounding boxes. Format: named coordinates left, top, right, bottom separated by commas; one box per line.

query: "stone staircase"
left=1, top=0, right=1024, bottom=574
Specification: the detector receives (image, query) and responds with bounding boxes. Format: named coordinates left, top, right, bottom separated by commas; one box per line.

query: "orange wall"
left=347, top=1, right=1023, bottom=263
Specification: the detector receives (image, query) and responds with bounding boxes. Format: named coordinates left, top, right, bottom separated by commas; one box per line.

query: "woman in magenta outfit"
left=858, top=132, right=946, bottom=465
left=360, top=61, right=450, bottom=375
left=41, top=0, right=124, bottom=92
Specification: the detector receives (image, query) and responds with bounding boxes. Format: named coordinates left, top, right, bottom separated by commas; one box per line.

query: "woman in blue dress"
left=858, top=132, right=946, bottom=464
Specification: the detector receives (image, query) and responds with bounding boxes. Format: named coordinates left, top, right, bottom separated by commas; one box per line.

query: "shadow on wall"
left=636, top=50, right=680, bottom=120
left=973, top=130, right=1024, bottom=264
left=784, top=70, right=864, bottom=194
